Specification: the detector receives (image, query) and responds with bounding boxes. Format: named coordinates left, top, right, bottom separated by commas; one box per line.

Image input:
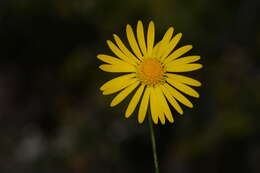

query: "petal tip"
left=153, top=118, right=158, bottom=124
left=99, top=65, right=108, bottom=72
left=106, top=40, right=112, bottom=45
left=161, top=121, right=166, bottom=125
left=138, top=118, right=144, bottom=124
left=110, top=101, right=116, bottom=107
left=125, top=111, right=131, bottom=118
left=102, top=91, right=110, bottom=95
left=177, top=33, right=183, bottom=38
left=100, top=84, right=106, bottom=91
left=99, top=65, right=104, bottom=70
left=169, top=26, right=174, bottom=31
left=169, top=119, right=174, bottom=123
left=195, top=93, right=200, bottom=98
left=126, top=24, right=131, bottom=29
left=137, top=20, right=143, bottom=25
left=97, top=54, right=102, bottom=59
left=149, top=20, right=155, bottom=25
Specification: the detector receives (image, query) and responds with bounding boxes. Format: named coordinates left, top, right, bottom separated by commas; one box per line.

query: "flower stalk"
left=148, top=115, right=160, bottom=173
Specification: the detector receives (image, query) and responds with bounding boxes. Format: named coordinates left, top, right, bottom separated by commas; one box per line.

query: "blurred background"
left=0, top=0, right=260, bottom=172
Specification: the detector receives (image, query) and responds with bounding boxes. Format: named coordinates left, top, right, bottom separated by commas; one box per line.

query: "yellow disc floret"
left=137, top=58, right=165, bottom=86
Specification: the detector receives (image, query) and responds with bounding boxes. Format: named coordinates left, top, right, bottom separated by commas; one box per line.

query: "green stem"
left=148, top=115, right=160, bottom=173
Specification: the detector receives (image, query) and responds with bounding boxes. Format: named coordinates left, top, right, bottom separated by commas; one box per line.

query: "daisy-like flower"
left=98, top=21, right=202, bottom=124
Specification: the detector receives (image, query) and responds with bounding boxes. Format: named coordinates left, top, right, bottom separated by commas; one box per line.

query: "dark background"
left=0, top=0, right=260, bottom=172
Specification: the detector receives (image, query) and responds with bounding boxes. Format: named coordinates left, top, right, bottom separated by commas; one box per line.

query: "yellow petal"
left=156, top=27, right=174, bottom=58
left=150, top=88, right=159, bottom=124
left=100, top=73, right=135, bottom=91
left=99, top=64, right=136, bottom=73
left=113, top=34, right=140, bottom=64
left=161, top=27, right=174, bottom=43
left=153, top=88, right=166, bottom=125
left=166, top=73, right=201, bottom=87
left=169, top=56, right=200, bottom=65
left=155, top=87, right=174, bottom=123
left=152, top=41, right=161, bottom=58
left=158, top=109, right=165, bottom=125
left=103, top=78, right=138, bottom=95
left=163, top=45, right=193, bottom=64
left=166, top=63, right=203, bottom=72
left=166, top=78, right=200, bottom=98
left=160, top=33, right=182, bottom=60
left=164, top=83, right=193, bottom=108
left=138, top=87, right=151, bottom=123
left=153, top=88, right=165, bottom=125
left=160, top=85, right=183, bottom=115
left=110, top=81, right=140, bottom=107
left=125, top=84, right=145, bottom=118
left=107, top=40, right=136, bottom=65
left=97, top=54, right=125, bottom=64
left=147, top=21, right=155, bottom=57
left=126, top=24, right=143, bottom=60
left=137, top=21, right=147, bottom=56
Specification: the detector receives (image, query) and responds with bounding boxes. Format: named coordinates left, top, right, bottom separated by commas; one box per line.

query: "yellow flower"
left=98, top=21, right=202, bottom=124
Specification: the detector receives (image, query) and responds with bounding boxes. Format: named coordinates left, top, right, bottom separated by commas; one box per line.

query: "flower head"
left=98, top=21, right=202, bottom=124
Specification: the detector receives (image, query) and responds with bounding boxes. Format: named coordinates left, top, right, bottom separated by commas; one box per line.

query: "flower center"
left=137, top=58, right=165, bottom=86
